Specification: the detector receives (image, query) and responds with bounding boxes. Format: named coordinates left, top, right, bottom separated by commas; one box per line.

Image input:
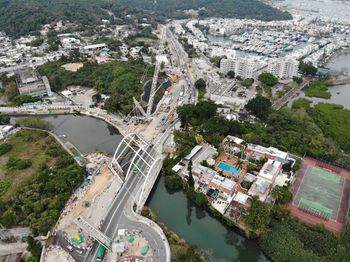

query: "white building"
left=220, top=57, right=266, bottom=79
left=267, top=58, right=299, bottom=79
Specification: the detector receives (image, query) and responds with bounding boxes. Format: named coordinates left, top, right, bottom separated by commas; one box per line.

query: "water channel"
left=26, top=114, right=266, bottom=261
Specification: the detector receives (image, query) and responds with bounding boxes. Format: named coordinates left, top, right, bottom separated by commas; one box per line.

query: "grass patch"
left=0, top=130, right=50, bottom=199
left=292, top=98, right=312, bottom=110
left=305, top=81, right=331, bottom=99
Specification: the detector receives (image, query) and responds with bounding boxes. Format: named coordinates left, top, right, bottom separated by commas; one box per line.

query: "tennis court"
left=293, top=166, right=344, bottom=221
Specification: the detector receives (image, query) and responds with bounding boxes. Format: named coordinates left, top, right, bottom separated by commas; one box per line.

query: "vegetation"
left=240, top=180, right=253, bottom=190
left=258, top=72, right=278, bottom=87
left=16, top=117, right=52, bottom=130
left=176, top=100, right=348, bottom=168
left=271, top=186, right=293, bottom=204
left=38, top=59, right=152, bottom=114
left=0, top=130, right=85, bottom=235
left=0, top=144, right=13, bottom=156
left=164, top=175, right=183, bottom=191
left=292, top=98, right=312, bottom=110
left=311, top=103, right=350, bottom=152
left=12, top=94, right=40, bottom=106
left=227, top=70, right=236, bottom=79
left=209, top=56, right=224, bottom=68
left=305, top=81, right=331, bottom=99
left=299, top=61, right=317, bottom=76
left=241, top=78, right=254, bottom=88
left=117, top=0, right=292, bottom=21
left=243, top=196, right=271, bottom=236
left=194, top=78, right=206, bottom=100
left=26, top=236, right=42, bottom=262
left=245, top=96, right=272, bottom=119
left=6, top=157, right=32, bottom=171
left=260, top=219, right=350, bottom=262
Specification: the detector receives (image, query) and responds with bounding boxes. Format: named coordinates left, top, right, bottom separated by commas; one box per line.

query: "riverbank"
left=322, top=48, right=350, bottom=67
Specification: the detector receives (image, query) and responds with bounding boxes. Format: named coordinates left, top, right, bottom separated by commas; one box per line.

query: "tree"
left=194, top=78, right=206, bottom=90
left=226, top=70, right=235, bottom=79
left=164, top=175, right=183, bottom=191
left=293, top=76, right=303, bottom=84
left=243, top=196, right=271, bottom=235
left=299, top=61, right=317, bottom=76
left=258, top=72, right=278, bottom=87
left=272, top=186, right=293, bottom=204
left=194, top=78, right=206, bottom=99
left=27, top=236, right=42, bottom=261
left=187, top=160, right=194, bottom=189
left=245, top=96, right=272, bottom=119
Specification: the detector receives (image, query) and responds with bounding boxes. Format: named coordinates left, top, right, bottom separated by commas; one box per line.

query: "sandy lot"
left=61, top=63, right=84, bottom=72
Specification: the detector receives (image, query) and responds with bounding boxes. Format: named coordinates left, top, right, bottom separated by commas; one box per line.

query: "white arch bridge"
left=79, top=133, right=170, bottom=262
left=110, top=133, right=163, bottom=213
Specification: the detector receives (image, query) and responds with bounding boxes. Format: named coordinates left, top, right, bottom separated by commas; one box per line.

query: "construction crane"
left=146, top=27, right=166, bottom=117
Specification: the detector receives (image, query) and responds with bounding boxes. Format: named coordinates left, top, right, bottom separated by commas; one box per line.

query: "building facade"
left=267, top=58, right=299, bottom=79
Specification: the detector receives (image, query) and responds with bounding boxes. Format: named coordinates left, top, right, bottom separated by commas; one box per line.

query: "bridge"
left=273, top=80, right=310, bottom=110
left=75, top=133, right=170, bottom=262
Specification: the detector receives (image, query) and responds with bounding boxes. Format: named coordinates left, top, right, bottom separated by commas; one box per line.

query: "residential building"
left=267, top=58, right=299, bottom=79
left=258, top=159, right=283, bottom=182
left=15, top=68, right=52, bottom=97
left=220, top=57, right=266, bottom=79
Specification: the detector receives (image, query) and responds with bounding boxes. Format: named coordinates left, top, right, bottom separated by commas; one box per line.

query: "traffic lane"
left=100, top=173, right=139, bottom=232
left=55, top=231, right=86, bottom=262
left=86, top=174, right=141, bottom=262
left=105, top=174, right=143, bottom=238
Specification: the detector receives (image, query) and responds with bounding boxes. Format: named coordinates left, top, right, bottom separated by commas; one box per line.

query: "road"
left=85, top=164, right=169, bottom=262
left=272, top=80, right=310, bottom=110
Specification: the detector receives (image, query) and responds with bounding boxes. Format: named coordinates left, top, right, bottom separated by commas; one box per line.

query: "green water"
left=148, top=176, right=267, bottom=262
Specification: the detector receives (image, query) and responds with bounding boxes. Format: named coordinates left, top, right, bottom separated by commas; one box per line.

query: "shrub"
left=0, top=143, right=13, bottom=156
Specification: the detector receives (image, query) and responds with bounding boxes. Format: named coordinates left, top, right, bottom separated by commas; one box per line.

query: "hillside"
left=116, top=0, right=292, bottom=20
left=0, top=0, right=292, bottom=38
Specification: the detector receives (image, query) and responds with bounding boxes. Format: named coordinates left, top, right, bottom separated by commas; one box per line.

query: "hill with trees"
left=0, top=0, right=292, bottom=38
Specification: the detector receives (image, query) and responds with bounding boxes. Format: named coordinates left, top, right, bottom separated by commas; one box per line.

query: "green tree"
left=243, top=196, right=271, bottom=235
left=1, top=208, right=16, bottom=226
left=245, top=96, right=272, bottom=119
left=164, top=175, right=183, bottom=191
left=226, top=70, right=235, bottom=79
left=27, top=236, right=42, bottom=261
left=272, top=186, right=293, bottom=204
left=258, top=72, right=278, bottom=87
left=299, top=61, right=317, bottom=76
left=194, top=78, right=206, bottom=90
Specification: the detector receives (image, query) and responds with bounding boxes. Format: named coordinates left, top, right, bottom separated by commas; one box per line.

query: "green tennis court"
left=294, top=166, right=344, bottom=220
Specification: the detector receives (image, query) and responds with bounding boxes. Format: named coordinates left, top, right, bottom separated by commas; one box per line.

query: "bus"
left=96, top=244, right=105, bottom=261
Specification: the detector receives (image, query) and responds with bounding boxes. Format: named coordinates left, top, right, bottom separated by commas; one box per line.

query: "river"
left=288, top=51, right=350, bottom=109
left=30, top=114, right=266, bottom=262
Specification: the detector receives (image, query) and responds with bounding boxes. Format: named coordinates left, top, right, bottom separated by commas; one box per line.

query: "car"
left=67, top=245, right=74, bottom=252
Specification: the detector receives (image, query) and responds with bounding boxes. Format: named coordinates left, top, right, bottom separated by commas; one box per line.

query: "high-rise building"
left=220, top=57, right=265, bottom=79
left=267, top=58, right=299, bottom=79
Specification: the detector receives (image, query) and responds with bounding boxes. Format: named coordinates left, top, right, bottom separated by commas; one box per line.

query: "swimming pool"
left=218, top=162, right=240, bottom=175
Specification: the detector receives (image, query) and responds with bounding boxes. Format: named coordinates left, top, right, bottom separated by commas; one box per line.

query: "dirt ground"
left=61, top=63, right=84, bottom=72
left=56, top=156, right=116, bottom=246
left=117, top=231, right=154, bottom=261
left=44, top=246, right=75, bottom=262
